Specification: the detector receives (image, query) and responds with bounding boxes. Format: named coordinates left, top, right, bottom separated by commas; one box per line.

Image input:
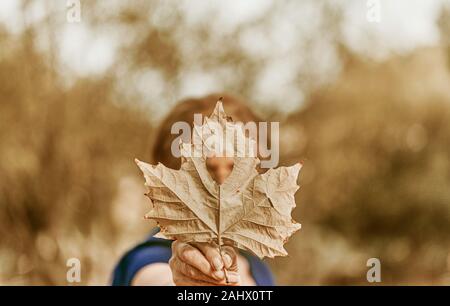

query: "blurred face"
left=205, top=156, right=234, bottom=185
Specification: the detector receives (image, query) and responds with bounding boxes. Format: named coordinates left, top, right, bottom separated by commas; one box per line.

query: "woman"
left=111, top=94, right=274, bottom=286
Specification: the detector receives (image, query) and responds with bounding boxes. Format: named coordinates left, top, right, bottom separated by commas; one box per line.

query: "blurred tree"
left=1, top=0, right=450, bottom=285
left=437, top=4, right=450, bottom=70
left=277, top=46, right=450, bottom=284
left=0, top=26, right=153, bottom=284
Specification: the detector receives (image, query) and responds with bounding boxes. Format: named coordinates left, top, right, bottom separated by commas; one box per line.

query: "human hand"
left=169, top=241, right=240, bottom=286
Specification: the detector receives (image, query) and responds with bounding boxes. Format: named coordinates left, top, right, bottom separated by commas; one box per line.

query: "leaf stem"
left=217, top=185, right=229, bottom=283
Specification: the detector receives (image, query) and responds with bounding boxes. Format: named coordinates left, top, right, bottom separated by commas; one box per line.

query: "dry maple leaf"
left=135, top=100, right=302, bottom=258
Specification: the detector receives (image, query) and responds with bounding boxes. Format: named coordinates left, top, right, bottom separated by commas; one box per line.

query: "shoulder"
left=111, top=229, right=275, bottom=286
left=131, top=262, right=173, bottom=286
left=241, top=252, right=275, bottom=286
left=111, top=233, right=172, bottom=286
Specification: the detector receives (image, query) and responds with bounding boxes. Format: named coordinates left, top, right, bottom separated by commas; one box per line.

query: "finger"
left=190, top=243, right=241, bottom=284
left=170, top=257, right=219, bottom=284
left=192, top=242, right=224, bottom=271
left=220, top=246, right=238, bottom=271
left=174, top=271, right=240, bottom=286
left=221, top=270, right=241, bottom=284
left=174, top=274, right=233, bottom=286
left=175, top=278, right=217, bottom=286
left=174, top=241, right=222, bottom=280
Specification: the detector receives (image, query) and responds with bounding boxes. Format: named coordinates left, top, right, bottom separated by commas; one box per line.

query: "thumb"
left=221, top=246, right=238, bottom=272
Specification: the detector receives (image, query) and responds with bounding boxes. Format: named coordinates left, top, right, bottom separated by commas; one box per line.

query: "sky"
left=0, top=0, right=448, bottom=115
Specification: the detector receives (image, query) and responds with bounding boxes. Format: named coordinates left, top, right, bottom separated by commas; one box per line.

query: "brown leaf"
left=135, top=101, right=302, bottom=258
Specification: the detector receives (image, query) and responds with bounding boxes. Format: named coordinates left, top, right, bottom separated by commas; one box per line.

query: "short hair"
left=152, top=93, right=261, bottom=169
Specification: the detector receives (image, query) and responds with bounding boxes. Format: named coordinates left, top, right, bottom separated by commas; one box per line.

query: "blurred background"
left=1, top=0, right=450, bottom=285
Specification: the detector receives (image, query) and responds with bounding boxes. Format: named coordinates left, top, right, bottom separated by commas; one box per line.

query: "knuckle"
left=204, top=245, right=216, bottom=255
left=187, top=267, right=196, bottom=278
left=202, top=244, right=219, bottom=259
left=172, top=240, right=179, bottom=248
left=222, top=246, right=236, bottom=257
left=168, top=257, right=176, bottom=269
left=180, top=248, right=197, bottom=263
left=171, top=240, right=179, bottom=252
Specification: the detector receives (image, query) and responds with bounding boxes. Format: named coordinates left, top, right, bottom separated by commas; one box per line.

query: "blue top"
left=111, top=228, right=275, bottom=286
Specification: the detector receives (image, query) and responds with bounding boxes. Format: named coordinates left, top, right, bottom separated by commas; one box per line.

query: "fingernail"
left=213, top=270, right=224, bottom=280
left=226, top=273, right=240, bottom=283
left=223, top=254, right=232, bottom=268
left=213, top=257, right=223, bottom=271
